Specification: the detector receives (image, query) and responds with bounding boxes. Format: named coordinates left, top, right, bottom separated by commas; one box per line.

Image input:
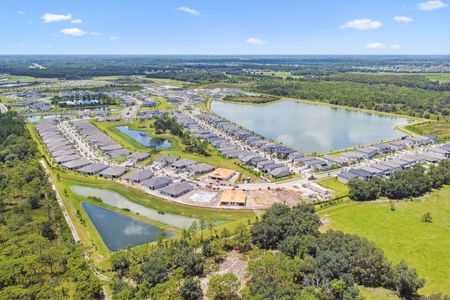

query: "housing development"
left=1, top=1, right=450, bottom=300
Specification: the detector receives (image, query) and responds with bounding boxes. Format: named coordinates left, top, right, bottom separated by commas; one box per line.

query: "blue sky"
left=1, top=0, right=449, bottom=54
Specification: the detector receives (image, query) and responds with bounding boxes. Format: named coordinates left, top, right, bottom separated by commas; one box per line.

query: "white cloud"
left=71, top=18, right=82, bottom=24
left=246, top=37, right=267, bottom=45
left=340, top=18, right=382, bottom=30
left=393, top=16, right=415, bottom=23
left=91, top=32, right=103, bottom=36
left=109, top=36, right=119, bottom=41
left=60, top=28, right=87, bottom=37
left=16, top=10, right=25, bottom=15
left=42, top=13, right=72, bottom=23
left=177, top=6, right=200, bottom=16
left=419, top=0, right=447, bottom=11
left=366, top=42, right=386, bottom=49
left=390, top=44, right=401, bottom=49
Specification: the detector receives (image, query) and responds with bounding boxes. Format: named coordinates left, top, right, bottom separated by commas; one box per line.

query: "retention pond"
left=71, top=185, right=197, bottom=228
left=116, top=126, right=171, bottom=149
left=211, top=99, right=410, bottom=153
left=82, top=202, right=175, bottom=251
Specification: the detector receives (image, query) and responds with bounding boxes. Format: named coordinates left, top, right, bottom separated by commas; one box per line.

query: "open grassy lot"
left=258, top=71, right=304, bottom=79
left=93, top=120, right=262, bottom=181
left=423, top=73, right=450, bottom=83
left=358, top=286, right=399, bottom=300
left=138, top=95, right=178, bottom=110
left=405, top=121, right=450, bottom=142
left=317, top=177, right=349, bottom=198
left=319, top=186, right=450, bottom=295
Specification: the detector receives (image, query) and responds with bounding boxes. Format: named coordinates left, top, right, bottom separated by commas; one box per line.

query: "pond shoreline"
left=211, top=98, right=414, bottom=154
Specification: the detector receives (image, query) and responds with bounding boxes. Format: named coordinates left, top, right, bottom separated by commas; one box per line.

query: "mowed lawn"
left=319, top=186, right=450, bottom=295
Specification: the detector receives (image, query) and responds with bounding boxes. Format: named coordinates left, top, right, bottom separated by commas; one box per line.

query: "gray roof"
left=100, top=166, right=127, bottom=177
left=54, top=154, right=80, bottom=163
left=78, top=163, right=109, bottom=174
left=142, top=176, right=173, bottom=188
left=154, top=155, right=178, bottom=164
left=122, top=169, right=154, bottom=182
left=159, top=182, right=193, bottom=197
left=172, top=158, right=197, bottom=168
left=62, top=158, right=92, bottom=170
left=348, top=168, right=373, bottom=178
left=188, top=163, right=214, bottom=174
left=129, top=152, right=150, bottom=161
left=270, top=167, right=291, bottom=178
left=106, top=149, right=131, bottom=158
left=338, top=171, right=359, bottom=180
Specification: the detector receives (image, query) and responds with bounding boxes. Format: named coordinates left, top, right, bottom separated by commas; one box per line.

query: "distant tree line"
left=328, top=73, right=450, bottom=91
left=348, top=161, right=450, bottom=201
left=252, top=79, right=450, bottom=119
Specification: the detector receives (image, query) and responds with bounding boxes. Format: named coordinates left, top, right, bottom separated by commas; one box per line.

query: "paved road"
left=40, top=160, right=80, bottom=242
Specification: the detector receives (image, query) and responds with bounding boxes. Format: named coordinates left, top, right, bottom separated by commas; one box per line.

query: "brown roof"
left=208, top=168, right=236, bottom=180
left=220, top=190, right=246, bottom=204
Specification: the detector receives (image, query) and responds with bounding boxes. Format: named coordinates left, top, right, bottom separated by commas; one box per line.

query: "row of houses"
left=325, top=135, right=437, bottom=167
left=70, top=120, right=133, bottom=159
left=197, top=113, right=296, bottom=158
left=172, top=113, right=293, bottom=179
left=338, top=144, right=449, bottom=183
left=121, top=167, right=193, bottom=198
left=36, top=119, right=129, bottom=178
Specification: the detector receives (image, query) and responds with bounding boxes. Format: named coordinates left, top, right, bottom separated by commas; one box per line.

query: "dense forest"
left=328, top=73, right=450, bottom=91
left=107, top=203, right=441, bottom=300
left=0, top=112, right=103, bottom=299
left=252, top=79, right=450, bottom=119
left=348, top=162, right=450, bottom=201
left=1, top=55, right=450, bottom=79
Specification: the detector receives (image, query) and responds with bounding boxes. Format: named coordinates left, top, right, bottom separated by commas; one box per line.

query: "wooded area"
left=0, top=113, right=103, bottom=299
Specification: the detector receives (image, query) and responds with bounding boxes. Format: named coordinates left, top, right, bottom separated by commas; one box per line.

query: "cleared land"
left=319, top=186, right=450, bottom=295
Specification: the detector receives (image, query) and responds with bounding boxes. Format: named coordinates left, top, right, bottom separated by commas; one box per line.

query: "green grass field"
left=258, top=71, right=304, bottom=79
left=317, top=177, right=349, bottom=198
left=319, top=186, right=450, bottom=295
left=423, top=73, right=450, bottom=83
left=406, top=121, right=450, bottom=142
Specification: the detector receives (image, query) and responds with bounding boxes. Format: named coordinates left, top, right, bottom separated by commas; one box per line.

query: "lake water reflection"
left=116, top=126, right=171, bottom=149
left=211, top=100, right=409, bottom=153
left=82, top=202, right=175, bottom=251
left=71, top=185, right=197, bottom=228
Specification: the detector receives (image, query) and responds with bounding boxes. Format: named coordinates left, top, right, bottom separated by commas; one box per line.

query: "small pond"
left=71, top=185, right=197, bottom=228
left=116, top=126, right=171, bottom=149
left=82, top=202, right=175, bottom=251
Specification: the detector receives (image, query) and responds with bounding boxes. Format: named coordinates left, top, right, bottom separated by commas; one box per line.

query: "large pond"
left=116, top=126, right=171, bottom=149
left=71, top=185, right=197, bottom=228
left=211, top=100, right=410, bottom=153
left=82, top=202, right=175, bottom=251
